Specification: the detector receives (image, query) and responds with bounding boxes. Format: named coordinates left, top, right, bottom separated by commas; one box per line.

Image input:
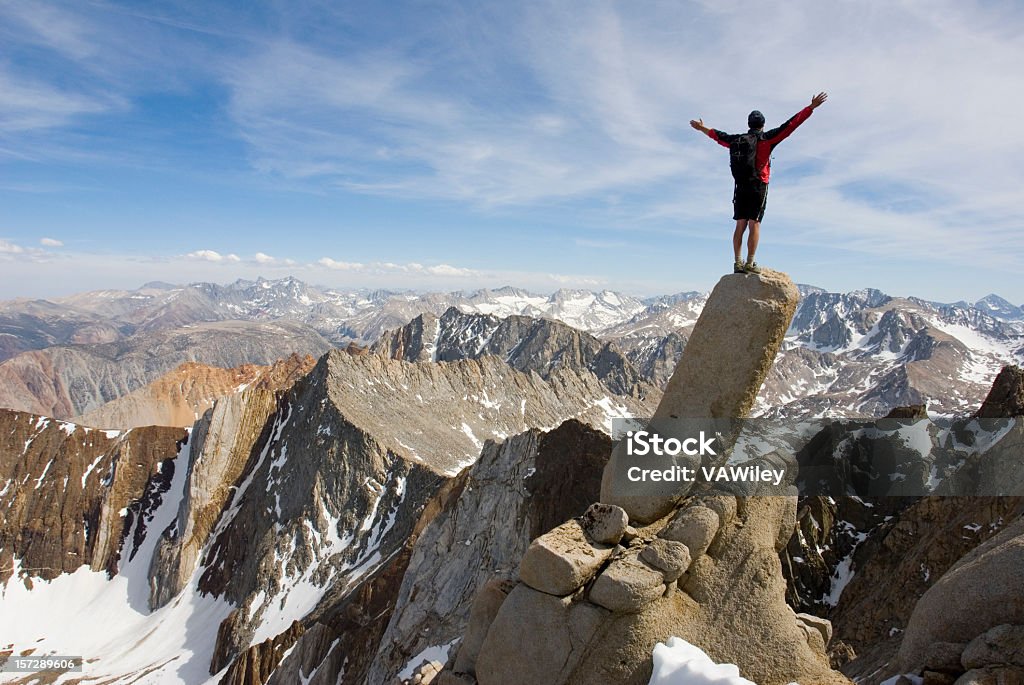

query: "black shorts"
left=733, top=181, right=768, bottom=221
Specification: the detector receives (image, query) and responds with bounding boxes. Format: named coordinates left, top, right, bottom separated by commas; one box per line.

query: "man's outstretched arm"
left=690, top=118, right=734, bottom=147
left=763, top=91, right=828, bottom=144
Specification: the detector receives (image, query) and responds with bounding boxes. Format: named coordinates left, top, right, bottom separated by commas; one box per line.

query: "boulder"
left=660, top=505, right=720, bottom=560
left=795, top=612, right=834, bottom=647
left=923, top=642, right=969, bottom=674
left=601, top=270, right=799, bottom=523
left=639, top=538, right=692, bottom=583
left=579, top=502, right=629, bottom=545
left=899, top=515, right=1024, bottom=671
left=962, top=625, right=1024, bottom=670
left=589, top=550, right=667, bottom=613
left=453, top=579, right=517, bottom=675
left=518, top=519, right=615, bottom=596
left=565, top=496, right=849, bottom=685
left=474, top=584, right=607, bottom=685
left=702, top=495, right=738, bottom=530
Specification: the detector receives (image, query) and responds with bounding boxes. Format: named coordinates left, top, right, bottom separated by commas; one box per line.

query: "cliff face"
left=363, top=419, right=612, bottom=684
left=148, top=385, right=283, bottom=609
left=0, top=409, right=186, bottom=584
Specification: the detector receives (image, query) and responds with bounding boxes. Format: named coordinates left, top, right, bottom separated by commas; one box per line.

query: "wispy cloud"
left=0, top=66, right=121, bottom=134
left=317, top=257, right=479, bottom=278
left=40, top=237, right=63, bottom=247
left=205, top=0, right=1024, bottom=270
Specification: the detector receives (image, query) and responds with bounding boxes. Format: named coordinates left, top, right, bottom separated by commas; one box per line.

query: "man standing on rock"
left=690, top=92, right=827, bottom=274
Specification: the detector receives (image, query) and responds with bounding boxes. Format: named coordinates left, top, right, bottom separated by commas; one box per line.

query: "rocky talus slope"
left=74, top=354, right=317, bottom=429
left=435, top=270, right=848, bottom=685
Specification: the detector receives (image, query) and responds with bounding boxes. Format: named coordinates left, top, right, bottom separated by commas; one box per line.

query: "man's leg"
left=746, top=220, right=760, bottom=262
left=733, top=219, right=747, bottom=263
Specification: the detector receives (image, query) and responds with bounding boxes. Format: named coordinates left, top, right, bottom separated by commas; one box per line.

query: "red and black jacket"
left=704, top=106, right=813, bottom=184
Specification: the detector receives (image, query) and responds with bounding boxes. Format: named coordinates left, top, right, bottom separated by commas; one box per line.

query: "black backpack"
left=729, top=133, right=761, bottom=184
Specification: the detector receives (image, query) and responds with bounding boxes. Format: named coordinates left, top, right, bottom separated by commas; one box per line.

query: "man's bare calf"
left=733, top=219, right=760, bottom=264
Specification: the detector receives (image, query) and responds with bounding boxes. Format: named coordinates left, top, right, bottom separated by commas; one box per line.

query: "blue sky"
left=1, top=0, right=1023, bottom=303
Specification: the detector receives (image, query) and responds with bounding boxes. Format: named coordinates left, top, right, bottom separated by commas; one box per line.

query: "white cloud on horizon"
left=0, top=239, right=25, bottom=254
left=0, top=238, right=57, bottom=262
left=186, top=249, right=241, bottom=263
left=40, top=237, right=63, bottom=247
left=0, top=248, right=611, bottom=301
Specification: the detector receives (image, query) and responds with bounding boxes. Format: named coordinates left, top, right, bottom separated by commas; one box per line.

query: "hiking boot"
left=744, top=260, right=761, bottom=274
left=733, top=260, right=745, bottom=274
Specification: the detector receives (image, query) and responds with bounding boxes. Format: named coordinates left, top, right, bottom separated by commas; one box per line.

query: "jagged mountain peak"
left=974, top=293, right=1024, bottom=321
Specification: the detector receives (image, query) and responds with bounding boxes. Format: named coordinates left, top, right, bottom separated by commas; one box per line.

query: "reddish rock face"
left=0, top=408, right=186, bottom=585
left=74, top=354, right=317, bottom=430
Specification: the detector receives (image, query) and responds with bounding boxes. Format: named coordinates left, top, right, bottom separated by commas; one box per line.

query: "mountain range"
left=1, top=277, right=1020, bottom=423
left=2, top=271, right=1021, bottom=685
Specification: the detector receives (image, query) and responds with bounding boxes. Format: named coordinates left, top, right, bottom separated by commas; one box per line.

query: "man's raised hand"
left=690, top=118, right=707, bottom=132
left=811, top=92, right=828, bottom=109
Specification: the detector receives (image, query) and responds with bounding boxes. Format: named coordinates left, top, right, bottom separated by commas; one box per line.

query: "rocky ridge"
left=2, top=277, right=1022, bottom=425
left=371, top=307, right=657, bottom=400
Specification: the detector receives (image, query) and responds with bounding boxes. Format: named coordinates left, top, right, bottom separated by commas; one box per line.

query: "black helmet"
left=748, top=110, right=765, bottom=129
